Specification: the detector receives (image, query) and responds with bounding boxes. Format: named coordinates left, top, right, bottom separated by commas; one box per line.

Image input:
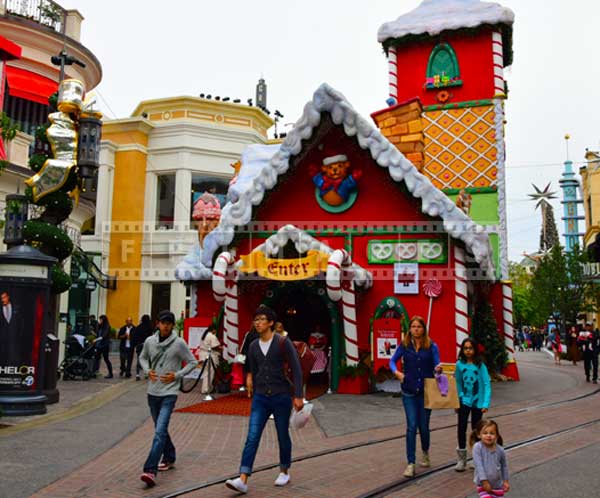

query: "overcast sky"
left=71, top=0, right=600, bottom=261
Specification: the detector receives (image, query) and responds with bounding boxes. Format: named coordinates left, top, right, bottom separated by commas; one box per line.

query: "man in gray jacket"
left=138, top=310, right=198, bottom=487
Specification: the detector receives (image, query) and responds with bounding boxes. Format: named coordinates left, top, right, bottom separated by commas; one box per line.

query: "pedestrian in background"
left=198, top=323, right=221, bottom=394
left=132, top=314, right=154, bottom=381
left=139, top=310, right=198, bottom=487
left=549, top=329, right=562, bottom=366
left=118, top=316, right=135, bottom=377
left=454, top=338, right=491, bottom=472
left=93, top=315, right=113, bottom=379
left=389, top=315, right=442, bottom=478
left=470, top=419, right=510, bottom=497
left=578, top=322, right=598, bottom=383
left=225, top=306, right=303, bottom=494
left=567, top=326, right=580, bottom=366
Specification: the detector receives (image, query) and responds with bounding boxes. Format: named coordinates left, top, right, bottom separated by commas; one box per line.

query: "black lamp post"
left=3, top=194, right=29, bottom=249
left=77, top=111, right=102, bottom=179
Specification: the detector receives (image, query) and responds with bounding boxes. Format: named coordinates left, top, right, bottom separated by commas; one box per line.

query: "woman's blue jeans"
left=240, top=393, right=292, bottom=475
left=143, top=394, right=177, bottom=473
left=402, top=392, right=432, bottom=464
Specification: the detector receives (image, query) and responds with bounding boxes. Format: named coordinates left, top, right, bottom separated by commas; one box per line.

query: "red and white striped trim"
left=454, top=246, right=469, bottom=355
left=501, top=282, right=515, bottom=357
left=212, top=251, right=238, bottom=362
left=492, top=31, right=505, bottom=97
left=327, top=249, right=359, bottom=366
left=388, top=46, right=398, bottom=100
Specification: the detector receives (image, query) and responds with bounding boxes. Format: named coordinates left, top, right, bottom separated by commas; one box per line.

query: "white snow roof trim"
left=235, top=225, right=372, bottom=288
left=202, top=83, right=494, bottom=276
left=378, top=0, right=514, bottom=43
left=174, top=242, right=213, bottom=281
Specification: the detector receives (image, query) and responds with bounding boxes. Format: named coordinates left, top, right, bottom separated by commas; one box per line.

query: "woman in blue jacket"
left=389, top=316, right=442, bottom=478
left=454, top=337, right=491, bottom=472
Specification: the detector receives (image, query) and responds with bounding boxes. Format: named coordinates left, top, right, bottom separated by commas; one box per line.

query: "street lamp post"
left=50, top=49, right=85, bottom=83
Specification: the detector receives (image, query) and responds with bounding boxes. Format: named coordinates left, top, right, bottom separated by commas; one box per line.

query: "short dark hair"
left=254, top=305, right=276, bottom=323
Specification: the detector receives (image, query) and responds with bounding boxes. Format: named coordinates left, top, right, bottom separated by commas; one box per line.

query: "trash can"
left=43, top=333, right=60, bottom=404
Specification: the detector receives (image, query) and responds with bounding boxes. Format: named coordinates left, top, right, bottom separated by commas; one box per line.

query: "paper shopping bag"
left=424, top=376, right=460, bottom=409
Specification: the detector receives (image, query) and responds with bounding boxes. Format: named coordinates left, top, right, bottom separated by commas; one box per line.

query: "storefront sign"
left=581, top=262, right=600, bottom=279
left=394, top=263, right=419, bottom=294
left=183, top=317, right=210, bottom=379
left=372, top=318, right=402, bottom=373
left=240, top=250, right=329, bottom=281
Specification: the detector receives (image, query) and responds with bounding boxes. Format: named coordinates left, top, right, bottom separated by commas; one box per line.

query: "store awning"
left=5, top=66, right=57, bottom=105
left=0, top=36, right=21, bottom=60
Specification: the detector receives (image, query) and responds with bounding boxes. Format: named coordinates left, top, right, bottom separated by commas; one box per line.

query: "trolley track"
left=159, top=387, right=600, bottom=498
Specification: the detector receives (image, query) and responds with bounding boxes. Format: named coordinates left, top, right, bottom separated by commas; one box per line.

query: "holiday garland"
left=24, top=93, right=77, bottom=294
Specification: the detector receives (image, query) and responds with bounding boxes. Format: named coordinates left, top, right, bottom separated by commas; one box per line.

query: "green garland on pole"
left=24, top=93, right=77, bottom=294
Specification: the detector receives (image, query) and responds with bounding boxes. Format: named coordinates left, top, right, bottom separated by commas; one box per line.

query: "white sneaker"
left=225, top=477, right=248, bottom=494
left=274, top=472, right=290, bottom=486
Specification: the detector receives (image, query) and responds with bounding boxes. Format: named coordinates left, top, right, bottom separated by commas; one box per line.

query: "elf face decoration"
left=311, top=152, right=361, bottom=208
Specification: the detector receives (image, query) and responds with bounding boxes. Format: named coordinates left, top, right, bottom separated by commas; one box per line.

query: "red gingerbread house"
left=181, top=83, right=516, bottom=394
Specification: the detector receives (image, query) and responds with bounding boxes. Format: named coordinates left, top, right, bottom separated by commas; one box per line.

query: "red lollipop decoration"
left=423, top=278, right=442, bottom=326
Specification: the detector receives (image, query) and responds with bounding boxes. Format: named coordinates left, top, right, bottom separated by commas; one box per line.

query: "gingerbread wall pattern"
left=422, top=105, right=497, bottom=190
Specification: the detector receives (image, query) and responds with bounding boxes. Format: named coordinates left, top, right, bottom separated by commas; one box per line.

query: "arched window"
left=425, top=42, right=462, bottom=89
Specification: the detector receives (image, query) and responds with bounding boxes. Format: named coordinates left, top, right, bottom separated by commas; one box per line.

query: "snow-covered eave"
left=202, top=83, right=496, bottom=279
left=378, top=0, right=514, bottom=66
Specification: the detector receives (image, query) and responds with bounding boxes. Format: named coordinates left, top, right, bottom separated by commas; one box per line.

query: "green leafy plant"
left=339, top=349, right=371, bottom=378
left=471, top=292, right=508, bottom=374
left=0, top=111, right=20, bottom=171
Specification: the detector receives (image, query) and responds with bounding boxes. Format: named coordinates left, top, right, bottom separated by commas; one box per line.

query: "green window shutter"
left=425, top=43, right=462, bottom=88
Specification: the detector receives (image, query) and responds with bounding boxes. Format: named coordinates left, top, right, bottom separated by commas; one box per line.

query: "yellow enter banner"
left=240, top=250, right=330, bottom=281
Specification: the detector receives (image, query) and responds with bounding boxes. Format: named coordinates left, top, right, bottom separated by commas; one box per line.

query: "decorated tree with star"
left=529, top=183, right=560, bottom=252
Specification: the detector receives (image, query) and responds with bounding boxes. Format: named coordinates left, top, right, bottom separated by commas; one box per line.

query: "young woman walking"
left=389, top=316, right=442, bottom=478
left=454, top=338, right=491, bottom=471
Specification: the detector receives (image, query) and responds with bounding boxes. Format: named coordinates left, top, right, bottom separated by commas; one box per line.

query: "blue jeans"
left=240, top=393, right=292, bottom=475
left=402, top=392, right=431, bottom=464
left=143, top=394, right=177, bottom=474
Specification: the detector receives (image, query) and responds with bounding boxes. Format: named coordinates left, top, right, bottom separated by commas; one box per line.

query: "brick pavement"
left=29, top=354, right=597, bottom=498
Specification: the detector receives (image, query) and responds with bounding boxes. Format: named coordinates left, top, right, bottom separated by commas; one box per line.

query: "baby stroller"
left=60, top=335, right=96, bottom=381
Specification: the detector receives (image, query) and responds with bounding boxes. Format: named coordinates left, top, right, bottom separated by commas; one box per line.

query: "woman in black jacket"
left=132, top=314, right=154, bottom=380
left=94, top=315, right=113, bottom=378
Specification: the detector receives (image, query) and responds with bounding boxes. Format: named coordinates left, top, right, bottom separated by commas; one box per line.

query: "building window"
left=156, top=174, right=175, bottom=229
left=151, top=283, right=171, bottom=323
left=190, top=174, right=229, bottom=221
left=588, top=195, right=593, bottom=225
left=425, top=43, right=462, bottom=89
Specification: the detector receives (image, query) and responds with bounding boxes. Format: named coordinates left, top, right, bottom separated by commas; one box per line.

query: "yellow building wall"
left=105, top=145, right=148, bottom=325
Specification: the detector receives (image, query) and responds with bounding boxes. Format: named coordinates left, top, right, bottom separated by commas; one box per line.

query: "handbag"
left=424, top=374, right=460, bottom=409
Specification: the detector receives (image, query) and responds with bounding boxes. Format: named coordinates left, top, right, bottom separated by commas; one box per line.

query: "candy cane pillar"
left=501, top=281, right=520, bottom=380
left=387, top=46, right=398, bottom=103
left=492, top=31, right=506, bottom=98
left=327, top=250, right=359, bottom=366
left=454, top=246, right=469, bottom=356
left=212, top=252, right=239, bottom=362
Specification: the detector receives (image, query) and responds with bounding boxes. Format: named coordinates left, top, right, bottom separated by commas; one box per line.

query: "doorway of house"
left=262, top=280, right=337, bottom=398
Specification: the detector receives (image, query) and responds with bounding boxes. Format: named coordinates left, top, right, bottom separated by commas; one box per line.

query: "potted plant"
left=215, top=357, right=232, bottom=393
left=337, top=351, right=371, bottom=394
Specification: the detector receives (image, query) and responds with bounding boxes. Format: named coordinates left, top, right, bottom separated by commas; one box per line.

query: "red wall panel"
left=392, top=29, right=495, bottom=106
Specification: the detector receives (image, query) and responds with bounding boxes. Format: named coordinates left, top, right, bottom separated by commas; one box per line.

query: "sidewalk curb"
left=0, top=380, right=142, bottom=437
